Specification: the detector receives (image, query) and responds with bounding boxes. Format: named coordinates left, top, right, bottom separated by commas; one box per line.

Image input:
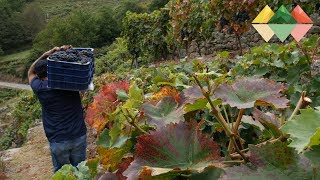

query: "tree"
left=19, top=4, right=46, bottom=40
left=33, top=11, right=100, bottom=52
left=95, top=7, right=121, bottom=47
left=123, top=9, right=170, bottom=68
left=169, top=0, right=211, bottom=58
left=209, top=0, right=257, bottom=55
left=148, top=0, right=170, bottom=12
left=0, top=0, right=28, bottom=52
left=114, top=0, right=145, bottom=29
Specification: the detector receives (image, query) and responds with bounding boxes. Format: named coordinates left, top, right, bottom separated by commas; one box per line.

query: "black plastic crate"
left=48, top=62, right=94, bottom=77
left=48, top=80, right=91, bottom=91
left=47, top=48, right=94, bottom=91
left=48, top=69, right=93, bottom=83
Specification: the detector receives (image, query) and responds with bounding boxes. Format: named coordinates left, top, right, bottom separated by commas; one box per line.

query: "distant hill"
left=29, top=0, right=151, bottom=18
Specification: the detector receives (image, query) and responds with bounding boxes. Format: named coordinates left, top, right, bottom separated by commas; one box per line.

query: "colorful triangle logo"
left=269, top=24, right=297, bottom=42
left=252, top=5, right=275, bottom=24
left=252, top=24, right=275, bottom=42
left=268, top=5, right=297, bottom=24
left=252, top=5, right=313, bottom=42
left=291, top=5, right=313, bottom=23
left=291, top=24, right=313, bottom=42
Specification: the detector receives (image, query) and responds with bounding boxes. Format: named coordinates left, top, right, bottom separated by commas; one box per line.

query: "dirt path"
left=0, top=82, right=31, bottom=91
left=1, top=124, right=97, bottom=180
left=1, top=124, right=53, bottom=180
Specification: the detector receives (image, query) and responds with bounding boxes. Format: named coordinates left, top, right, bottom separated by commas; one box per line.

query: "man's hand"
left=43, top=45, right=73, bottom=58
left=28, top=45, right=73, bottom=83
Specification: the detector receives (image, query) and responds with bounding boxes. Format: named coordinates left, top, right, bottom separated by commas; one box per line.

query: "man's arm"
left=28, top=47, right=60, bottom=84
left=28, top=45, right=72, bottom=84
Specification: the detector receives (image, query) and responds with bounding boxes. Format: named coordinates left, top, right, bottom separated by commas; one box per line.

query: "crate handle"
left=61, top=64, right=72, bottom=68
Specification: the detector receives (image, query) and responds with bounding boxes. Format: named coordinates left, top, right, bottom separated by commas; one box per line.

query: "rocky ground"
left=0, top=122, right=97, bottom=180
left=1, top=124, right=53, bottom=180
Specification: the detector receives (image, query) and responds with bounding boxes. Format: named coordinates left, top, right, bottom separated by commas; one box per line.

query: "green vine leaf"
left=96, top=128, right=129, bottom=149
left=123, top=122, right=222, bottom=179
left=241, top=116, right=265, bottom=131
left=86, top=158, right=99, bottom=179
left=116, top=90, right=129, bottom=101
left=224, top=142, right=313, bottom=179
left=304, top=146, right=320, bottom=168
left=252, top=108, right=280, bottom=127
left=183, top=85, right=204, bottom=102
left=249, top=142, right=297, bottom=170
left=281, top=108, right=320, bottom=153
left=122, top=82, right=144, bottom=109
left=97, top=141, right=132, bottom=172
left=185, top=98, right=208, bottom=113
left=223, top=165, right=291, bottom=180
left=141, top=97, right=184, bottom=128
left=215, top=77, right=289, bottom=109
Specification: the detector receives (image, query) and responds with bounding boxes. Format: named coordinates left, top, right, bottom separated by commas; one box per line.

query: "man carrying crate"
left=28, top=45, right=87, bottom=173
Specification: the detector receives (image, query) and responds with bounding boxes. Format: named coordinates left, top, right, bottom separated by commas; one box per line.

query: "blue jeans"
left=49, top=134, right=87, bottom=172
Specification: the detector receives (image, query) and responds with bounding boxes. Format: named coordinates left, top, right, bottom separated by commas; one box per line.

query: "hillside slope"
left=30, top=0, right=151, bottom=18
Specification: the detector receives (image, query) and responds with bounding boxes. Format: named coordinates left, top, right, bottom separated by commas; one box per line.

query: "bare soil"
left=1, top=123, right=97, bottom=180
left=1, top=125, right=53, bottom=180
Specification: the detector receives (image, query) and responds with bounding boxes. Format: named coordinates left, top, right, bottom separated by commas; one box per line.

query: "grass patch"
left=31, top=0, right=150, bottom=18
left=0, top=50, right=31, bottom=80
left=0, top=88, right=22, bottom=104
left=0, top=91, right=41, bottom=151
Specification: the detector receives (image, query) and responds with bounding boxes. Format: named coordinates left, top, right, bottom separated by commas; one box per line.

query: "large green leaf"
left=122, top=82, right=144, bottom=109
left=86, top=158, right=99, bottom=179
left=123, top=122, right=221, bottom=179
left=53, top=161, right=91, bottom=180
left=97, top=128, right=129, bottom=149
left=252, top=108, right=280, bottom=127
left=304, top=146, right=320, bottom=178
left=185, top=98, right=208, bottom=113
left=249, top=142, right=297, bottom=170
left=241, top=116, right=265, bottom=131
left=223, top=165, right=290, bottom=180
left=183, top=85, right=205, bottom=102
left=215, top=77, right=289, bottom=109
left=183, top=85, right=212, bottom=113
left=223, top=142, right=313, bottom=179
left=52, top=165, right=76, bottom=180
left=252, top=109, right=282, bottom=138
left=305, top=146, right=320, bottom=166
left=97, top=141, right=132, bottom=171
left=281, top=108, right=320, bottom=153
left=141, top=97, right=184, bottom=128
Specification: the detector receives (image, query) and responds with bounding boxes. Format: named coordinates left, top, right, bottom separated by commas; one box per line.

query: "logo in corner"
left=252, top=5, right=313, bottom=42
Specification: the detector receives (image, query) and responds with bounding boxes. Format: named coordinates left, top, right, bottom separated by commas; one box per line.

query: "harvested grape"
left=49, top=49, right=93, bottom=64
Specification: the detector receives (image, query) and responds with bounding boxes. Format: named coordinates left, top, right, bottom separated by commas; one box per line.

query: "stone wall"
left=188, top=13, right=320, bottom=57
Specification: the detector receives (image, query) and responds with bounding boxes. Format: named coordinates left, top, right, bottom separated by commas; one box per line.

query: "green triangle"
left=268, top=24, right=297, bottom=42
left=268, top=5, right=297, bottom=24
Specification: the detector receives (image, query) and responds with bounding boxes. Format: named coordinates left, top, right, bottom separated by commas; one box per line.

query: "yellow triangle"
left=252, top=5, right=275, bottom=24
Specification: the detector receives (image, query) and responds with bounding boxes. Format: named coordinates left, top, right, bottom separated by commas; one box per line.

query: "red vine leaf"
left=97, top=143, right=131, bottom=172
left=85, top=81, right=129, bottom=132
left=116, top=157, right=134, bottom=180
left=123, top=122, right=221, bottom=179
left=150, top=86, right=180, bottom=104
left=215, top=77, right=288, bottom=109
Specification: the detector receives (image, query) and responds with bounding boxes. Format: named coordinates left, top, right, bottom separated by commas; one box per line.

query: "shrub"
left=0, top=92, right=41, bottom=150
left=95, top=38, right=131, bottom=75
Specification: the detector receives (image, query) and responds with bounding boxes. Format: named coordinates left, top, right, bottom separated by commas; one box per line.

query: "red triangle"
left=291, top=5, right=313, bottom=23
